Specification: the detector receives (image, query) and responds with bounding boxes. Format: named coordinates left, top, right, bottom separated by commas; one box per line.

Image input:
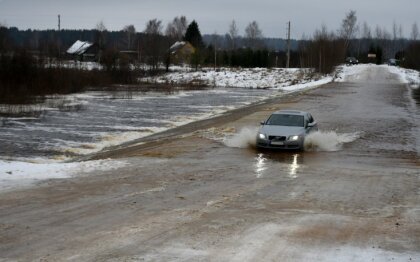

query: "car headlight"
left=288, top=135, right=300, bottom=141
left=258, top=133, right=266, bottom=139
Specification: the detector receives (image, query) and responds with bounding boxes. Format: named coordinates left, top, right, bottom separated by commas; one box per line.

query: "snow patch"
left=141, top=67, right=330, bottom=91
left=383, top=65, right=420, bottom=88
left=0, top=159, right=127, bottom=192
left=334, top=64, right=373, bottom=82
left=335, top=64, right=420, bottom=88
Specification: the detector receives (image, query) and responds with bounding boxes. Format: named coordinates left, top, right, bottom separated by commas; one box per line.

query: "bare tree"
left=165, top=24, right=176, bottom=39
left=0, top=23, right=10, bottom=53
left=392, top=22, right=399, bottom=56
left=392, top=21, right=398, bottom=40
left=398, top=25, right=404, bottom=39
left=123, top=24, right=136, bottom=50
left=357, top=21, right=372, bottom=57
left=245, top=21, right=263, bottom=49
left=96, top=21, right=106, bottom=32
left=165, top=16, right=188, bottom=40
left=175, top=16, right=188, bottom=39
left=228, top=20, right=239, bottom=49
left=339, top=10, right=358, bottom=50
left=145, top=19, right=163, bottom=35
left=374, top=25, right=391, bottom=39
left=144, top=19, right=163, bottom=70
left=374, top=25, right=382, bottom=39
left=411, top=22, right=419, bottom=41
left=302, top=24, right=344, bottom=73
left=374, top=25, right=392, bottom=60
left=383, top=28, right=392, bottom=40
left=95, top=21, right=107, bottom=62
left=362, top=21, right=371, bottom=39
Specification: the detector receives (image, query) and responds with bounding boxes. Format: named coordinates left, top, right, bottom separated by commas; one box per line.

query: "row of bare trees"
left=1, top=13, right=419, bottom=73
left=298, top=10, right=420, bottom=73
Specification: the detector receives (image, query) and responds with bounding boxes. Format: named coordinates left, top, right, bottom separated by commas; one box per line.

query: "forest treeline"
left=1, top=11, right=419, bottom=71
left=0, top=11, right=419, bottom=104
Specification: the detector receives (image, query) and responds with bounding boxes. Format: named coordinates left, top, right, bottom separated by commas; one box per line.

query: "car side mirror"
left=260, top=121, right=265, bottom=125
left=307, top=122, right=316, bottom=128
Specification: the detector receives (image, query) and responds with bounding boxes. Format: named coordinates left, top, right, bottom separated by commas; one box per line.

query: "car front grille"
left=268, top=136, right=286, bottom=141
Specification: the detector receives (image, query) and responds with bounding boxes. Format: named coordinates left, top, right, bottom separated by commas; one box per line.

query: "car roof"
left=272, top=110, right=308, bottom=116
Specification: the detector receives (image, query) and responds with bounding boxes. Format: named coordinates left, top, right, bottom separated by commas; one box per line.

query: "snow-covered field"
left=141, top=67, right=330, bottom=90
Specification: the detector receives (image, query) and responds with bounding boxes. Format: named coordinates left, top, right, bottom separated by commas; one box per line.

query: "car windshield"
left=266, top=114, right=304, bottom=127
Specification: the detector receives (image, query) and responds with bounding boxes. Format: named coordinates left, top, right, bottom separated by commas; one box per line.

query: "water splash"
left=223, top=127, right=258, bottom=148
left=304, top=131, right=361, bottom=151
left=223, top=127, right=361, bottom=152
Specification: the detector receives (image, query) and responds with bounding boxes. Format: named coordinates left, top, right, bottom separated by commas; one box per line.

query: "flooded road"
left=0, top=65, right=419, bottom=261
left=0, top=88, right=277, bottom=160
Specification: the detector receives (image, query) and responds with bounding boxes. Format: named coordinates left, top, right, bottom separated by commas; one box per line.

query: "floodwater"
left=0, top=88, right=277, bottom=161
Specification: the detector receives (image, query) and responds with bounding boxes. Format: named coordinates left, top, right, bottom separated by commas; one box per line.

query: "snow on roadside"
left=141, top=67, right=328, bottom=90
left=382, top=65, right=420, bottom=88
left=46, top=61, right=103, bottom=70
left=333, top=64, right=372, bottom=82
left=281, top=76, right=332, bottom=92
left=0, top=159, right=127, bottom=192
left=334, top=64, right=420, bottom=88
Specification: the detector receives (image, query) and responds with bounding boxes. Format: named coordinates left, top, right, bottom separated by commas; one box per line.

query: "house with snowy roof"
left=66, top=40, right=98, bottom=61
left=169, top=41, right=195, bottom=64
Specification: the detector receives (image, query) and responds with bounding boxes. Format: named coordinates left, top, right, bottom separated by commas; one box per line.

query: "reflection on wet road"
left=254, top=153, right=266, bottom=178
left=254, top=151, right=301, bottom=179
left=288, top=154, right=299, bottom=178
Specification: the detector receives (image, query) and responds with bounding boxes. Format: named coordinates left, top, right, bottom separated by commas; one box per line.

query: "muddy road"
left=1, top=66, right=419, bottom=261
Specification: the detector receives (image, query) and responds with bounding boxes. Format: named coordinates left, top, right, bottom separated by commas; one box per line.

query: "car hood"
left=259, top=125, right=306, bottom=137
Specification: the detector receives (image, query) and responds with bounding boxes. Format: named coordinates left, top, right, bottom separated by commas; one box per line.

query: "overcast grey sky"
left=0, top=0, right=418, bottom=39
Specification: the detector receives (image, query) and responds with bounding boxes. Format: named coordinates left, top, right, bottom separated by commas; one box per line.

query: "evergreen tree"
left=183, top=20, right=204, bottom=70
left=184, top=20, right=204, bottom=48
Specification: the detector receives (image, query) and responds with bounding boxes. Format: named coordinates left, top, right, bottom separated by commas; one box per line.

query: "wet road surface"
left=0, top=65, right=419, bottom=261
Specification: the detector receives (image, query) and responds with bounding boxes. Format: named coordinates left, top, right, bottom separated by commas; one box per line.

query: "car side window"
left=308, top=114, right=314, bottom=123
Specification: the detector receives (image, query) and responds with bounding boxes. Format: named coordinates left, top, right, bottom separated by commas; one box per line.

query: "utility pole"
left=213, top=33, right=217, bottom=70
left=214, top=44, right=217, bottom=70
left=286, top=21, right=291, bottom=68
left=58, top=14, right=61, bottom=62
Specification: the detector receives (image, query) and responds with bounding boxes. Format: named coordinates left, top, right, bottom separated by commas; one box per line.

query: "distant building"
left=367, top=53, right=377, bottom=64
left=119, top=50, right=139, bottom=63
left=66, top=40, right=98, bottom=61
left=169, top=41, right=195, bottom=64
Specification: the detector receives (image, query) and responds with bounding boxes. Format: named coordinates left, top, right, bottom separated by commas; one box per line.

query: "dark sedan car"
left=345, top=57, right=359, bottom=65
